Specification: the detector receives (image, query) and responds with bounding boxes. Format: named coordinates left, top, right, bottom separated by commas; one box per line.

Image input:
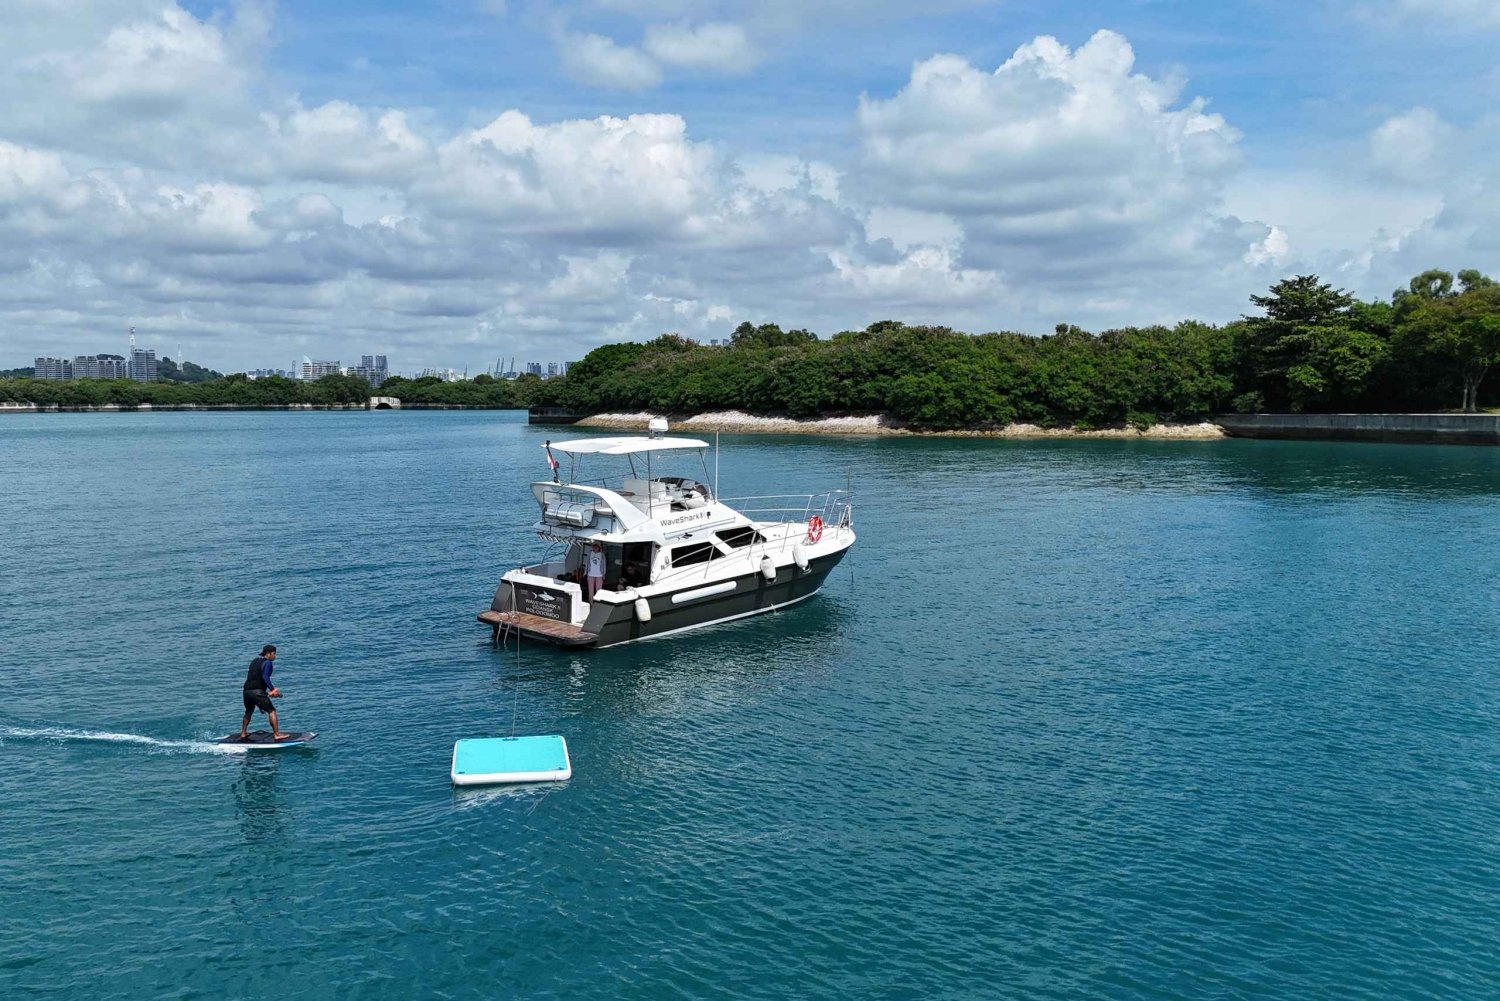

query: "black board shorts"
left=243, top=689, right=274, bottom=714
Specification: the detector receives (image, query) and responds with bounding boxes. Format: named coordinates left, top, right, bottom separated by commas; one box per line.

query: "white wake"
left=0, top=726, right=239, bottom=754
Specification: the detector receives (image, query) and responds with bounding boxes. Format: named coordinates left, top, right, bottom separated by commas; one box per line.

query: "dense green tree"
left=730, top=322, right=817, bottom=349
left=1236, top=275, right=1384, bottom=411
left=158, top=358, right=224, bottom=383
left=1394, top=268, right=1500, bottom=411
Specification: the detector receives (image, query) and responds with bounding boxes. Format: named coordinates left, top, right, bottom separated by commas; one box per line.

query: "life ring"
left=806, top=515, right=824, bottom=544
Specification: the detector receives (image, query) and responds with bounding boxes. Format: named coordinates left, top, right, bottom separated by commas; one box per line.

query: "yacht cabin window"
left=715, top=527, right=766, bottom=549
left=669, top=540, right=722, bottom=567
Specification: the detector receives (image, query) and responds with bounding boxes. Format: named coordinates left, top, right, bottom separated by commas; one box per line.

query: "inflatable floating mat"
left=451, top=735, right=571, bottom=785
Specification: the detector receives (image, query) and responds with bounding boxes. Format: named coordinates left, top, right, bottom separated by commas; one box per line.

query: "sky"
left=2, top=0, right=1498, bottom=375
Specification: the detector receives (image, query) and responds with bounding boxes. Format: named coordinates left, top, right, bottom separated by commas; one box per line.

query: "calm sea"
left=1, top=411, right=1497, bottom=999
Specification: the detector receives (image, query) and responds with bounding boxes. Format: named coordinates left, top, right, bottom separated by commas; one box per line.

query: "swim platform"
left=451, top=735, right=571, bottom=785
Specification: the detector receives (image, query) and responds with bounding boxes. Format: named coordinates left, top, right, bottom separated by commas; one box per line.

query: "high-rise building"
left=246, top=368, right=292, bottom=380
left=34, top=357, right=72, bottom=380
left=546, top=361, right=559, bottom=378
left=73, top=354, right=129, bottom=379
left=348, top=353, right=389, bottom=385
left=525, top=362, right=542, bottom=376
left=129, top=348, right=157, bottom=382
left=301, top=357, right=340, bottom=380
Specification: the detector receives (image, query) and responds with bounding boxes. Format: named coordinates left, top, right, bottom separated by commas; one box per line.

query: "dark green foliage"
left=6, top=267, right=1493, bottom=422
left=1392, top=268, right=1500, bottom=411
left=521, top=268, right=1493, bottom=426
left=540, top=318, right=1233, bottom=429
left=158, top=358, right=223, bottom=383
left=0, top=372, right=539, bottom=408
left=1236, top=275, right=1381, bottom=412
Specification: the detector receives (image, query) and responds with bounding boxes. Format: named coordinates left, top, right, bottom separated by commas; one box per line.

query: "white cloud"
left=557, top=32, right=663, bottom=90
left=854, top=30, right=1269, bottom=323
left=643, top=22, right=759, bottom=73
left=34, top=1, right=268, bottom=110
left=6, top=3, right=1500, bottom=372
left=829, top=244, right=998, bottom=304
left=259, top=101, right=430, bottom=184
left=1244, top=225, right=1290, bottom=266
left=1368, top=107, right=1451, bottom=182
left=419, top=111, right=713, bottom=236
left=864, top=207, right=963, bottom=253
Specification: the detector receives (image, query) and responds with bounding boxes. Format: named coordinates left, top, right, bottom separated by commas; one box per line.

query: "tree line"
left=0, top=372, right=539, bottom=409
left=4, top=268, right=1496, bottom=426
left=531, top=268, right=1500, bottom=427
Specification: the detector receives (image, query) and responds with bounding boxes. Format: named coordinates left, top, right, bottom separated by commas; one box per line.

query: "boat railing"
left=718, top=490, right=853, bottom=533
left=538, top=486, right=611, bottom=528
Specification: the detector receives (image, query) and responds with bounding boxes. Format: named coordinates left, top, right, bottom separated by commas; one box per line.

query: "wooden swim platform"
left=477, top=609, right=597, bottom=646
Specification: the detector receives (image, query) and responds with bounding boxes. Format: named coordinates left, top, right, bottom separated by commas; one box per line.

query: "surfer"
left=240, top=644, right=293, bottom=741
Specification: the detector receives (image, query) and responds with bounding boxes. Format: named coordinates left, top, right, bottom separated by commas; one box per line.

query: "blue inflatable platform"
left=451, top=735, right=571, bottom=786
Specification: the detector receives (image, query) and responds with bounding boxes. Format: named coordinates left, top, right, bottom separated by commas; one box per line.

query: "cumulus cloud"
left=6, top=2, right=1498, bottom=372
left=557, top=32, right=663, bottom=90
left=258, top=101, right=430, bottom=185
left=1337, top=106, right=1500, bottom=284
left=1368, top=107, right=1451, bottom=182
left=419, top=111, right=713, bottom=236
left=643, top=22, right=760, bottom=73
left=853, top=30, right=1273, bottom=324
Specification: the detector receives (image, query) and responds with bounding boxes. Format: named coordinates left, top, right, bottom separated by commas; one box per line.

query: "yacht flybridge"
left=478, top=420, right=854, bottom=648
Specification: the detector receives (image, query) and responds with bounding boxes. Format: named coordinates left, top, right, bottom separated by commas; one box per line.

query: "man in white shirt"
left=586, top=541, right=606, bottom=601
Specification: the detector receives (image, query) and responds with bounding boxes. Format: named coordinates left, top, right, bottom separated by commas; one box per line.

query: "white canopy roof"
left=546, top=435, right=710, bottom=456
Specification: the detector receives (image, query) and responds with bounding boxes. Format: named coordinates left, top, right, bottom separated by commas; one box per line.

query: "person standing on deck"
left=240, top=644, right=292, bottom=741
left=586, top=541, right=606, bottom=601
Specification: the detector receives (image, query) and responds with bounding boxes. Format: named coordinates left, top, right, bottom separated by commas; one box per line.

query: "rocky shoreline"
left=574, top=410, right=1226, bottom=440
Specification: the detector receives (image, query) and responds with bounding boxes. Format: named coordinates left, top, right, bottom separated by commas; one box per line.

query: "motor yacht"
left=478, top=420, right=854, bottom=647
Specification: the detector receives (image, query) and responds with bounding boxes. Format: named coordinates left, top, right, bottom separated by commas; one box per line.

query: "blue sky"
left=3, top=0, right=1497, bottom=374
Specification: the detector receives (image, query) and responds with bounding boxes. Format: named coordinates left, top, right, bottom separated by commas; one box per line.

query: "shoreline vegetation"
left=5, top=270, right=1498, bottom=428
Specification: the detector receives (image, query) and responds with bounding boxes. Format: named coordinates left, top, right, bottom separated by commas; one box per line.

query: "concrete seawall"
left=1216, top=413, right=1500, bottom=445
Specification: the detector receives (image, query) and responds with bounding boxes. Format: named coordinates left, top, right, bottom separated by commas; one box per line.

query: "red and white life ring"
left=805, top=515, right=824, bottom=544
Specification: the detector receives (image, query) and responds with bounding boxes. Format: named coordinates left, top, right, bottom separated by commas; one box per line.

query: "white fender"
left=760, top=556, right=776, bottom=581
left=634, top=595, right=652, bottom=622
left=792, top=543, right=810, bottom=573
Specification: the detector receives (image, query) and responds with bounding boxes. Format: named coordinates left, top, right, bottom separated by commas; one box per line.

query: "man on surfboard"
left=240, top=644, right=294, bottom=741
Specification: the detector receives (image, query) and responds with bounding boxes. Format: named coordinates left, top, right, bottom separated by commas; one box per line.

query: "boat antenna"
left=714, top=432, right=720, bottom=500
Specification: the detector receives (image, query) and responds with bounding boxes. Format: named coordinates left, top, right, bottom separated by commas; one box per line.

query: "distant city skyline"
left=15, top=332, right=577, bottom=384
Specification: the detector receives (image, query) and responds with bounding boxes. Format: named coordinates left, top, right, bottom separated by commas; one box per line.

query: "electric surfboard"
left=216, top=730, right=317, bottom=750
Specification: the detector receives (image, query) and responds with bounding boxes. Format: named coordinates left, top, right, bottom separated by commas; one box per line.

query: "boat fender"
left=760, top=556, right=776, bottom=582
left=792, top=543, right=810, bottom=573
left=634, top=595, right=652, bottom=622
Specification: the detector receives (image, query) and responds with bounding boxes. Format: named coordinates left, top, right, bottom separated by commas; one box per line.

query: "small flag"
left=545, top=442, right=559, bottom=481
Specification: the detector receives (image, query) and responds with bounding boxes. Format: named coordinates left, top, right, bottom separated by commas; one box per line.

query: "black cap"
left=261, top=644, right=277, bottom=655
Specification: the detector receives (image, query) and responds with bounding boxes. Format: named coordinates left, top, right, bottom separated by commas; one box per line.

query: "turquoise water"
left=2, top=411, right=1497, bottom=999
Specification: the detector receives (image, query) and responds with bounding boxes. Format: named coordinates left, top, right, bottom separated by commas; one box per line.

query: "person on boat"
left=586, top=541, right=606, bottom=601
left=240, top=644, right=293, bottom=741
